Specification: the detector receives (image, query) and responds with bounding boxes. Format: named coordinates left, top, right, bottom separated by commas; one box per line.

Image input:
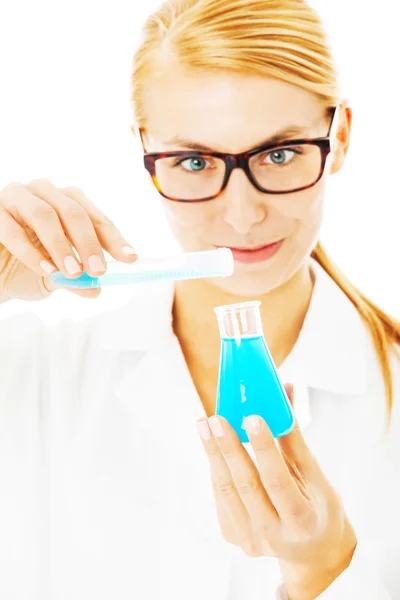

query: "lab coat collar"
left=294, top=259, right=369, bottom=395
left=96, top=257, right=369, bottom=397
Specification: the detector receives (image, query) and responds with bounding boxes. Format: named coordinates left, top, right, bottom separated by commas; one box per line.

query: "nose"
left=221, top=168, right=267, bottom=235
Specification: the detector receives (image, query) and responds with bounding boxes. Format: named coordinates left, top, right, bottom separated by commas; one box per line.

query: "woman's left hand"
left=196, top=384, right=357, bottom=600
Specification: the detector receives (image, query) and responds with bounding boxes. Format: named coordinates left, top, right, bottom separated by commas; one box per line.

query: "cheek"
left=160, top=200, right=221, bottom=251
left=274, top=180, right=325, bottom=235
left=162, top=200, right=216, bottom=231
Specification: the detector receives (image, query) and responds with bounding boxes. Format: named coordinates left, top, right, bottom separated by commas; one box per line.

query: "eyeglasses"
left=139, top=107, right=337, bottom=203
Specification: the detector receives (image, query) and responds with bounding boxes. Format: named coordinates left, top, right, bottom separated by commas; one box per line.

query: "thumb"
left=69, top=288, right=102, bottom=299
left=284, top=382, right=294, bottom=406
left=284, top=382, right=297, bottom=422
left=43, top=276, right=102, bottom=299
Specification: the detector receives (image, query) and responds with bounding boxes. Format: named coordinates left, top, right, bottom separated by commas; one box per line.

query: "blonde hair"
left=131, top=0, right=400, bottom=420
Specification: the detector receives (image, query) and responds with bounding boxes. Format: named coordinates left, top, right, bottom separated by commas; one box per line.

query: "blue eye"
left=267, top=149, right=296, bottom=165
left=174, top=157, right=209, bottom=171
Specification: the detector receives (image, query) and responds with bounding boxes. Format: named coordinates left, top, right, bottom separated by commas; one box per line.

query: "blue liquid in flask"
left=214, top=302, right=294, bottom=443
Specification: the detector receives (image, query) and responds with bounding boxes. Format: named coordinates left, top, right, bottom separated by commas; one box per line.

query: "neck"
left=173, top=260, right=314, bottom=368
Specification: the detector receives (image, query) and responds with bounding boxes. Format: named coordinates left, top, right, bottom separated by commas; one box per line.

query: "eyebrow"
left=161, top=125, right=312, bottom=152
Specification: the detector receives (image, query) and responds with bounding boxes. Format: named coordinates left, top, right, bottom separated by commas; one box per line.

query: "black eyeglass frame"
left=140, top=107, right=337, bottom=202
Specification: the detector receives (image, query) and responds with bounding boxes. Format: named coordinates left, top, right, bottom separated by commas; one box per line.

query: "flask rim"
left=214, top=300, right=261, bottom=314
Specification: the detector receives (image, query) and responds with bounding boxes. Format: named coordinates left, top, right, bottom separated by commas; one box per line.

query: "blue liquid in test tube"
left=214, top=301, right=294, bottom=443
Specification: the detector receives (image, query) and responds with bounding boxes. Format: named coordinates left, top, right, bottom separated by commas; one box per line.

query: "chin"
left=207, top=270, right=280, bottom=297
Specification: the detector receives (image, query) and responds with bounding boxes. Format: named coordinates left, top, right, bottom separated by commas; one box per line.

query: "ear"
left=329, top=100, right=352, bottom=175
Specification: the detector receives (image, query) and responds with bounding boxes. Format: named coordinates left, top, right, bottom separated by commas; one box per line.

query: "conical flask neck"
left=214, top=301, right=263, bottom=342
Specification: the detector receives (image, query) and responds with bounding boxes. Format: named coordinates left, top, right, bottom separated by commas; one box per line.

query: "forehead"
left=141, top=66, right=326, bottom=152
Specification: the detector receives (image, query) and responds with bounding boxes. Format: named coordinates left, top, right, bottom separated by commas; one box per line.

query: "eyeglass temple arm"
left=329, top=104, right=341, bottom=150
left=131, top=123, right=148, bottom=153
left=325, top=103, right=342, bottom=171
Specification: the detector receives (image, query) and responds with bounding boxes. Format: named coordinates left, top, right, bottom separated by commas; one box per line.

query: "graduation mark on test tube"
left=240, top=382, right=247, bottom=403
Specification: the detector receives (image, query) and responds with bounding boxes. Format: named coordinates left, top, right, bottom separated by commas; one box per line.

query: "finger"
left=278, top=383, right=322, bottom=484
left=26, top=179, right=107, bottom=277
left=214, top=493, right=236, bottom=544
left=0, top=206, right=58, bottom=277
left=245, top=413, right=309, bottom=525
left=196, top=419, right=255, bottom=553
left=61, top=186, right=138, bottom=263
left=207, top=416, right=279, bottom=535
left=69, top=288, right=102, bottom=299
left=10, top=192, right=85, bottom=279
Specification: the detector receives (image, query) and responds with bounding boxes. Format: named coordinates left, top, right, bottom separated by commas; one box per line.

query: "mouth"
left=214, top=239, right=285, bottom=264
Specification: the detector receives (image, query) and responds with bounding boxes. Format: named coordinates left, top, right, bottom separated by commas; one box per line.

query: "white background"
left=0, top=0, right=399, bottom=324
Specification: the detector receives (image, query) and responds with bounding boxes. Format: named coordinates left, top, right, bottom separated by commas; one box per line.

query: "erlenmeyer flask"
left=214, top=301, right=294, bottom=443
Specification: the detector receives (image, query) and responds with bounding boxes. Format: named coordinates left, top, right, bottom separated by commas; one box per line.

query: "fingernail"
left=64, top=255, right=82, bottom=275
left=122, top=245, right=137, bottom=256
left=88, top=254, right=106, bottom=273
left=208, top=417, right=225, bottom=438
left=245, top=416, right=261, bottom=435
left=196, top=420, right=211, bottom=440
left=40, top=260, right=56, bottom=275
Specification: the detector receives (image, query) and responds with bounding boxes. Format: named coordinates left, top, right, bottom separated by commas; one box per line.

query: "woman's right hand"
left=0, top=179, right=138, bottom=303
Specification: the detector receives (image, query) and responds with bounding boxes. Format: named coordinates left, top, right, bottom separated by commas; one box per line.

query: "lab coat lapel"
left=114, top=332, right=234, bottom=599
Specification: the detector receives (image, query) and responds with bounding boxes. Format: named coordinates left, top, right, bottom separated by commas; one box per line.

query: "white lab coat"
left=0, top=258, right=399, bottom=600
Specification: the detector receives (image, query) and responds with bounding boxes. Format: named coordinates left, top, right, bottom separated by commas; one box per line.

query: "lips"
left=230, top=242, right=280, bottom=251
left=216, top=239, right=285, bottom=264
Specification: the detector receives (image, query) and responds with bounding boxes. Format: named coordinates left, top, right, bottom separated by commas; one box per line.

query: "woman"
left=0, top=0, right=399, bottom=598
